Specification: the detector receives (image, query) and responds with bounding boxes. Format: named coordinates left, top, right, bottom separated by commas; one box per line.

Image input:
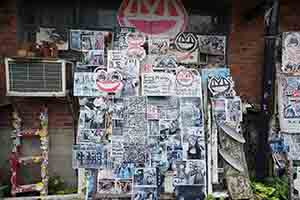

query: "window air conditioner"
left=5, top=58, right=70, bottom=97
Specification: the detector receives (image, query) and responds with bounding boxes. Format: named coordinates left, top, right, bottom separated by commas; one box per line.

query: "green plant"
left=48, top=176, right=77, bottom=195
left=251, top=176, right=288, bottom=200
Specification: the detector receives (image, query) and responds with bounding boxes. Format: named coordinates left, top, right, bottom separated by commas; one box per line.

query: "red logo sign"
left=117, top=0, right=188, bottom=37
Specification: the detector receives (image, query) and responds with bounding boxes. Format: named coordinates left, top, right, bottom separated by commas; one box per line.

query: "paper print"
left=113, top=161, right=135, bottom=179
left=108, top=52, right=140, bottom=97
left=36, top=27, right=68, bottom=50
left=173, top=160, right=206, bottom=186
left=142, top=72, right=176, bottom=96
left=117, top=0, right=188, bottom=37
left=149, top=37, right=170, bottom=55
left=175, top=32, right=198, bottom=53
left=198, top=35, right=226, bottom=65
left=278, top=74, right=300, bottom=132
left=70, top=30, right=108, bottom=51
left=282, top=32, right=300, bottom=73
left=180, top=97, right=203, bottom=127
left=72, top=143, right=110, bottom=169
left=175, top=67, right=202, bottom=97
left=153, top=55, right=178, bottom=70
left=133, top=168, right=157, bottom=187
left=148, top=120, right=160, bottom=136
left=132, top=187, right=158, bottom=200
left=182, top=127, right=206, bottom=160
left=148, top=97, right=180, bottom=120
left=124, top=96, right=147, bottom=114
left=113, top=27, right=135, bottom=50
left=284, top=134, right=300, bottom=160
left=175, top=185, right=206, bottom=200
left=111, top=135, right=124, bottom=160
left=208, top=75, right=235, bottom=97
left=97, top=178, right=132, bottom=194
left=82, top=50, right=105, bottom=66
left=74, top=72, right=107, bottom=96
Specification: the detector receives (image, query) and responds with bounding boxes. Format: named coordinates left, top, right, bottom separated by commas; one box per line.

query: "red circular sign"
left=117, top=0, right=188, bottom=37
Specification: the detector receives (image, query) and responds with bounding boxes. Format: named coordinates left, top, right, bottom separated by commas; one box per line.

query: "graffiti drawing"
left=117, top=0, right=188, bottom=37
left=176, top=67, right=202, bottom=97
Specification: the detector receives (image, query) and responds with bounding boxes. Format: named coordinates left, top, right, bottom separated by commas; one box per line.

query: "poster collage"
left=275, top=32, right=300, bottom=198
left=71, top=27, right=227, bottom=200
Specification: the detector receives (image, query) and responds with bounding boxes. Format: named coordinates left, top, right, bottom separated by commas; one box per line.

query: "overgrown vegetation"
left=251, top=176, right=288, bottom=200
left=48, top=175, right=77, bottom=195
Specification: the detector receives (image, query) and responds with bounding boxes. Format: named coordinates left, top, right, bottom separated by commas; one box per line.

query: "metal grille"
left=8, top=60, right=62, bottom=93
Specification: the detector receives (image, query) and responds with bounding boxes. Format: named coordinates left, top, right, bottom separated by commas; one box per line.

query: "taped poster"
left=149, top=37, right=170, bottom=55
left=117, top=0, right=188, bottom=37
left=153, top=55, right=178, bottom=70
left=74, top=72, right=107, bottom=97
left=169, top=32, right=199, bottom=64
left=198, top=35, right=226, bottom=65
left=282, top=32, right=300, bottom=73
left=108, top=52, right=140, bottom=97
left=111, top=135, right=124, bottom=160
left=148, top=96, right=179, bottom=120
left=208, top=75, right=235, bottom=97
left=173, top=160, right=206, bottom=186
left=125, top=32, right=146, bottom=61
left=175, top=186, right=206, bottom=200
left=36, top=27, right=68, bottom=50
left=182, top=127, right=205, bottom=160
left=133, top=168, right=157, bottom=187
left=72, top=143, right=110, bottom=169
left=175, top=67, right=202, bottom=97
left=284, top=134, right=300, bottom=160
left=132, top=187, right=158, bottom=200
left=142, top=72, right=176, bottom=96
left=180, top=97, right=203, bottom=127
left=70, top=30, right=110, bottom=51
left=82, top=50, right=105, bottom=66
left=113, top=27, right=135, bottom=50
left=97, top=178, right=132, bottom=194
left=278, top=74, right=300, bottom=133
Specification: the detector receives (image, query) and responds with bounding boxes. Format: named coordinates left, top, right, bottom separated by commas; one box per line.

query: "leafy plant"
left=251, top=176, right=288, bottom=200
left=48, top=175, right=77, bottom=195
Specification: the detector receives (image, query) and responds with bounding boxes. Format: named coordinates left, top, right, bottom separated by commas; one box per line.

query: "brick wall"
left=228, top=0, right=300, bottom=104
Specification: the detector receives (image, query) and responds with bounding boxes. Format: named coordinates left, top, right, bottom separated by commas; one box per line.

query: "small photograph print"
left=147, top=97, right=180, bottom=120
left=180, top=97, right=203, bottom=127
left=97, top=179, right=116, bottom=194
left=160, top=119, right=180, bottom=142
left=113, top=161, right=135, bottom=179
left=182, top=128, right=206, bottom=160
left=211, top=98, right=226, bottom=122
left=82, top=50, right=105, bottom=66
left=79, top=108, right=106, bottom=130
left=173, top=160, right=206, bottom=186
left=132, top=187, right=158, bottom=200
left=149, top=37, right=169, bottom=55
left=77, top=129, right=106, bottom=144
left=134, top=168, right=157, bottom=187
left=116, top=179, right=132, bottom=194
left=111, top=98, right=125, bottom=120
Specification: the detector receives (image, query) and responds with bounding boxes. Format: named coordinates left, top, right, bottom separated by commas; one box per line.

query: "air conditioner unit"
left=5, top=57, right=71, bottom=97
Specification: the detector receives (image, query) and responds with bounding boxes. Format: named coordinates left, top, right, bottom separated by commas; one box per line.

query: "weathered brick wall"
left=228, top=0, right=300, bottom=104
left=0, top=0, right=17, bottom=97
left=228, top=0, right=265, bottom=104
